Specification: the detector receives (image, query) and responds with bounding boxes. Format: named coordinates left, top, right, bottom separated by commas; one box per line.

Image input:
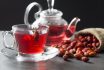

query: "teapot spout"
left=67, top=17, right=80, bottom=33
left=65, top=17, right=80, bottom=38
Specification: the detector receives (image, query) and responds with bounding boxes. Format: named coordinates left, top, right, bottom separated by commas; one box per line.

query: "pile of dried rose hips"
left=52, top=33, right=100, bottom=62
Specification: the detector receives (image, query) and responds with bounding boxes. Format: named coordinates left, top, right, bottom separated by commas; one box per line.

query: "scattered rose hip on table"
left=52, top=33, right=100, bottom=62
left=81, top=56, right=89, bottom=62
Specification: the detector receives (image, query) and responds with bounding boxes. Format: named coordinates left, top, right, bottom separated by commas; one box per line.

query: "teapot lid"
left=40, top=9, right=63, bottom=17
left=40, top=0, right=63, bottom=17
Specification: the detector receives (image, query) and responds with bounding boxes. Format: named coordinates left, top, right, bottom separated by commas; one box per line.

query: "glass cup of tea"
left=2, top=24, right=49, bottom=62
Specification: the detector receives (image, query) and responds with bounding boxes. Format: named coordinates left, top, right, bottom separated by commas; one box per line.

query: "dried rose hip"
left=84, top=52, right=89, bottom=57
left=81, top=56, right=89, bottom=62
left=61, top=40, right=71, bottom=44
left=75, top=41, right=84, bottom=48
left=69, top=49, right=76, bottom=54
left=74, top=53, right=83, bottom=60
left=96, top=42, right=100, bottom=47
left=62, top=44, right=69, bottom=49
left=83, top=42, right=87, bottom=46
left=58, top=48, right=66, bottom=57
left=34, top=30, right=39, bottom=41
left=64, top=51, right=70, bottom=55
left=86, top=36, right=92, bottom=42
left=78, top=35, right=83, bottom=40
left=70, top=41, right=77, bottom=47
left=88, top=51, right=96, bottom=57
left=92, top=43, right=96, bottom=48
left=63, top=55, right=69, bottom=61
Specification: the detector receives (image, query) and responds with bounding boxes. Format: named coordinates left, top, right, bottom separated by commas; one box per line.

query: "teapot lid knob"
left=40, top=0, right=63, bottom=17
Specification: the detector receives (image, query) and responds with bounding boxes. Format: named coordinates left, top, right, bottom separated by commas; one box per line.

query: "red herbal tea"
left=15, top=32, right=47, bottom=54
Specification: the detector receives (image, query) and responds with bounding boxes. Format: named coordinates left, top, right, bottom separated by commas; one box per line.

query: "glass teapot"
left=24, top=0, right=80, bottom=46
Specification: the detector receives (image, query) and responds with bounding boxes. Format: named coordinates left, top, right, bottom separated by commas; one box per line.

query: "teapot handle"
left=24, top=2, right=42, bottom=25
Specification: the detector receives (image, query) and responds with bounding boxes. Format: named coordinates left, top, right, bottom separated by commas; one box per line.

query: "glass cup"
left=2, top=24, right=49, bottom=62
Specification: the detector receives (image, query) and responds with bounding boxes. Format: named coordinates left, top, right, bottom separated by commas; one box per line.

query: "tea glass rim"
left=12, top=24, right=49, bottom=32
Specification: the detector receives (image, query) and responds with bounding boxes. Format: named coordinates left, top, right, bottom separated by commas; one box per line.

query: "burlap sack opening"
left=76, top=28, right=104, bottom=51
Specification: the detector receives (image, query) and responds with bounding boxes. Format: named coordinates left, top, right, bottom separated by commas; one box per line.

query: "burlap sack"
left=76, top=28, right=104, bottom=51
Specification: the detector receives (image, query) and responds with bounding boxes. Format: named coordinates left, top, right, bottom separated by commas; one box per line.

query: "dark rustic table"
left=0, top=31, right=104, bottom=70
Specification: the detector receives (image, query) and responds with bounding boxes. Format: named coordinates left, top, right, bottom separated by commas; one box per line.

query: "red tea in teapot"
left=46, top=25, right=76, bottom=46
left=46, top=25, right=67, bottom=46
